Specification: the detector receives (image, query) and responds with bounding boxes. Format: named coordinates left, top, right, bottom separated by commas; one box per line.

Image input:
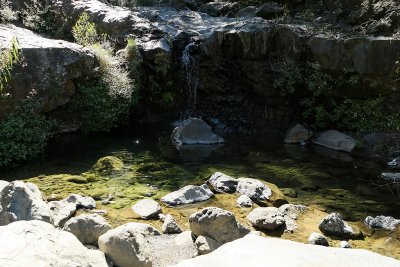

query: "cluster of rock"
left=284, top=124, right=357, bottom=153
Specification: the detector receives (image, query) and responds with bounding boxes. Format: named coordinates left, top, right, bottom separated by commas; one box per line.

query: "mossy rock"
left=264, top=181, right=288, bottom=207
left=92, top=156, right=124, bottom=175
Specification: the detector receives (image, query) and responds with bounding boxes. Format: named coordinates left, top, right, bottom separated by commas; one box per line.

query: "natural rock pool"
left=1, top=123, right=399, bottom=259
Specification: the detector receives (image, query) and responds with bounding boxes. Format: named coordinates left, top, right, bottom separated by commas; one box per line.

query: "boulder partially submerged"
left=172, top=118, right=224, bottom=145
left=313, top=130, right=356, bottom=153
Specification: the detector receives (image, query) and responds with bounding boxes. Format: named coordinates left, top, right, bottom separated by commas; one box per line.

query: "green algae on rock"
left=92, top=156, right=124, bottom=175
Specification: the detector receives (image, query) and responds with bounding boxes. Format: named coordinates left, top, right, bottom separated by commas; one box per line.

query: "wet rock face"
left=0, top=25, right=98, bottom=115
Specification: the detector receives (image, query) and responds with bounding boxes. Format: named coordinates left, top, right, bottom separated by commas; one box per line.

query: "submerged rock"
left=161, top=184, right=214, bottom=206
left=364, top=215, right=400, bottom=231
left=247, top=207, right=285, bottom=230
left=98, top=222, right=161, bottom=267
left=284, top=124, right=313, bottom=144
left=0, top=181, right=53, bottom=226
left=189, top=207, right=249, bottom=244
left=236, top=178, right=272, bottom=202
left=162, top=214, right=183, bottom=234
left=308, top=232, right=329, bottom=246
left=172, top=118, right=224, bottom=145
left=319, top=213, right=355, bottom=238
left=0, top=220, right=109, bottom=267
left=195, top=235, right=221, bottom=255
left=64, top=214, right=112, bottom=246
left=208, top=172, right=238, bottom=193
left=312, top=130, right=356, bottom=153
left=131, top=199, right=162, bottom=219
left=236, top=195, right=253, bottom=208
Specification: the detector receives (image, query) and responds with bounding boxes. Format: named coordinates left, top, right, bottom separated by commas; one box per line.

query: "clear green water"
left=1, top=123, right=399, bottom=222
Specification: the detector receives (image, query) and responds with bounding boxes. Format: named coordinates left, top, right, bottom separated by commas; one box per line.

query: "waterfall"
left=181, top=42, right=199, bottom=119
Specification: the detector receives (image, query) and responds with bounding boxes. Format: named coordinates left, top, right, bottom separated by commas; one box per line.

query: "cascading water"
left=180, top=42, right=199, bottom=119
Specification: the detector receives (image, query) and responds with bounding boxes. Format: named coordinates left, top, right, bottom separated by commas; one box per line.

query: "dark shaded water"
left=1, top=122, right=399, bottom=221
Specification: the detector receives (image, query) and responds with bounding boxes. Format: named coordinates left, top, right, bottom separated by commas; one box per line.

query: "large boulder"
left=161, top=184, right=214, bottom=206
left=98, top=222, right=161, bottom=267
left=247, top=207, right=285, bottom=230
left=208, top=172, right=238, bottom=193
left=189, top=207, right=249, bottom=244
left=364, top=215, right=400, bottom=231
left=284, top=124, right=313, bottom=144
left=0, top=181, right=53, bottom=226
left=0, top=220, right=109, bottom=267
left=172, top=118, right=224, bottom=145
left=0, top=25, right=98, bottom=115
left=171, top=234, right=400, bottom=267
left=64, top=214, right=112, bottom=246
left=48, top=200, right=77, bottom=228
left=319, top=213, right=355, bottom=238
left=131, top=199, right=162, bottom=219
left=312, top=130, right=356, bottom=152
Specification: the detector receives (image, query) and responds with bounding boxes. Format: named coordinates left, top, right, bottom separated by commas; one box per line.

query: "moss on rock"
left=92, top=156, right=124, bottom=175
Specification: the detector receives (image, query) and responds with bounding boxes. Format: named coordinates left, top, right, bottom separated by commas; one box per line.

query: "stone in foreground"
left=195, top=235, right=221, bottom=255
left=284, top=124, right=313, bottom=144
left=48, top=200, right=77, bottom=227
left=0, top=181, right=53, bottom=226
left=171, top=234, right=400, bottom=267
left=63, top=214, right=112, bottom=246
left=364, top=215, right=400, bottom=231
left=161, top=184, right=214, bottom=206
left=208, top=172, right=238, bottom=193
left=308, top=232, right=329, bottom=246
left=312, top=130, right=356, bottom=152
left=162, top=214, right=182, bottom=234
left=98, top=222, right=161, bottom=267
left=189, top=207, right=249, bottom=244
left=319, top=213, right=355, bottom=238
left=172, top=118, right=224, bottom=145
left=247, top=207, right=285, bottom=230
left=132, top=199, right=162, bottom=219
left=0, top=220, right=108, bottom=267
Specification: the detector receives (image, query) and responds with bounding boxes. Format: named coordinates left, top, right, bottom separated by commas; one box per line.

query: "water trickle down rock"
left=181, top=42, right=199, bottom=118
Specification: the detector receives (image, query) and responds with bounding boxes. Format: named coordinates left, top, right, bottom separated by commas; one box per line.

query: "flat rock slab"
left=171, top=234, right=400, bottom=267
left=312, top=130, right=356, bottom=153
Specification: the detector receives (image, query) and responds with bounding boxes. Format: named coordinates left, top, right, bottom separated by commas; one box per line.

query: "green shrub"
left=71, top=80, right=133, bottom=133
left=0, top=92, right=52, bottom=167
left=72, top=13, right=99, bottom=46
left=154, top=52, right=171, bottom=78
left=0, top=37, right=21, bottom=94
left=0, top=0, right=17, bottom=23
left=273, top=56, right=302, bottom=96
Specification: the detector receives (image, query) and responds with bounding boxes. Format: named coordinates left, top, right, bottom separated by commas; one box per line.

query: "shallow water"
left=2, top=123, right=400, bottom=258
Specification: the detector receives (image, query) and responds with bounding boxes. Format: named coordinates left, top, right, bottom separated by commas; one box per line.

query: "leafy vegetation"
left=69, top=13, right=136, bottom=133
left=0, top=37, right=21, bottom=94
left=273, top=56, right=400, bottom=131
left=0, top=92, right=53, bottom=167
left=0, top=0, right=17, bottom=23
